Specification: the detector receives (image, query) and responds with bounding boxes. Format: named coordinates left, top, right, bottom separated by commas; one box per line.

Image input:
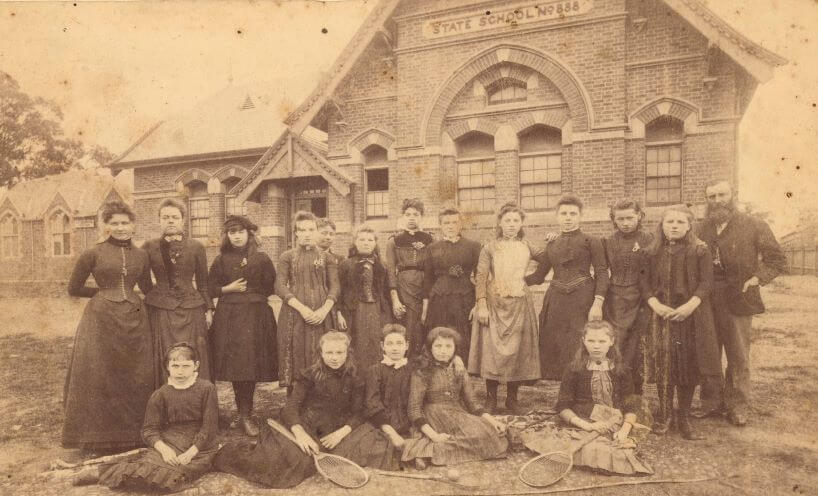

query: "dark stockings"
left=232, top=381, right=256, bottom=418
left=656, top=382, right=699, bottom=439
left=485, top=380, right=499, bottom=412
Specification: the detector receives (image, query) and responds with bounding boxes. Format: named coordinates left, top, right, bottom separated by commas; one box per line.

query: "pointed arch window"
left=223, top=178, right=248, bottom=217
left=363, top=145, right=389, bottom=218
left=50, top=211, right=71, bottom=256
left=1, top=214, right=20, bottom=258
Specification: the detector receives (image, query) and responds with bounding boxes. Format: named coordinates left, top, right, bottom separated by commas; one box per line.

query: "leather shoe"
left=728, top=411, right=748, bottom=427
left=690, top=407, right=724, bottom=419
left=241, top=416, right=260, bottom=437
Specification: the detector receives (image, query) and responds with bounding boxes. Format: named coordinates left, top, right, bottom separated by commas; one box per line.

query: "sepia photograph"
left=1, top=0, right=816, bottom=494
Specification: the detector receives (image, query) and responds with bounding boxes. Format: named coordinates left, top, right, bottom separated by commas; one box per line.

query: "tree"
left=0, top=72, right=105, bottom=187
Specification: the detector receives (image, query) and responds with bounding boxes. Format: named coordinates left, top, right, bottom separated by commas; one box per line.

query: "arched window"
left=49, top=210, right=71, bottom=256
left=456, top=132, right=496, bottom=212
left=363, top=145, right=389, bottom=218
left=518, top=125, right=562, bottom=210
left=223, top=178, right=248, bottom=217
left=1, top=214, right=19, bottom=258
left=187, top=180, right=209, bottom=238
left=487, top=79, right=527, bottom=105
left=645, top=116, right=683, bottom=205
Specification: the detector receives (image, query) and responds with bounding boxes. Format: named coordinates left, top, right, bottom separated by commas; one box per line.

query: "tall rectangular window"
left=1, top=215, right=19, bottom=258
left=518, top=125, right=562, bottom=210
left=50, top=212, right=71, bottom=256
left=457, top=159, right=496, bottom=212
left=189, top=198, right=209, bottom=238
left=645, top=145, right=682, bottom=204
left=366, top=168, right=389, bottom=218
left=225, top=196, right=248, bottom=216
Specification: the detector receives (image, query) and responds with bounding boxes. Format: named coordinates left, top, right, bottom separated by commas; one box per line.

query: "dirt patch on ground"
left=2, top=276, right=818, bottom=495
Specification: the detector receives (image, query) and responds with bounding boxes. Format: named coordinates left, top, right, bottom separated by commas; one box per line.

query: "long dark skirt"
left=538, top=280, right=594, bottom=380
left=214, top=422, right=399, bottom=488
left=211, top=301, right=278, bottom=382
left=425, top=292, right=474, bottom=365
left=396, top=270, right=425, bottom=357
left=62, top=297, right=155, bottom=450
left=98, top=445, right=218, bottom=492
left=349, top=301, right=393, bottom=371
left=604, top=285, right=647, bottom=388
left=150, top=305, right=212, bottom=382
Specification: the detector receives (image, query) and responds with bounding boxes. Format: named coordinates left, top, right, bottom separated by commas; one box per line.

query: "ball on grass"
left=445, top=468, right=461, bottom=481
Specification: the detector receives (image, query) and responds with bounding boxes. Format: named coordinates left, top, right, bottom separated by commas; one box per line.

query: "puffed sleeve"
left=140, top=388, right=166, bottom=448
left=67, top=249, right=98, bottom=298
left=192, top=382, right=220, bottom=450
left=408, top=369, right=429, bottom=429
left=384, top=237, right=399, bottom=290
left=589, top=235, right=609, bottom=297
left=194, top=243, right=213, bottom=309
left=474, top=245, right=492, bottom=301
left=365, top=364, right=390, bottom=427
left=525, top=245, right=552, bottom=286
left=459, top=369, right=484, bottom=416
left=274, top=250, right=296, bottom=303
left=693, top=242, right=714, bottom=301
left=324, top=251, right=340, bottom=302
left=207, top=255, right=224, bottom=298
left=260, top=254, right=276, bottom=298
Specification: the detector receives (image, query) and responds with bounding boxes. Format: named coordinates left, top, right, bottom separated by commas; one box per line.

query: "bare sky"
left=1, top=0, right=816, bottom=233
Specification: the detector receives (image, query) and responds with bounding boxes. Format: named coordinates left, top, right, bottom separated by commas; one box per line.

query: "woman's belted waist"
left=549, top=275, right=592, bottom=293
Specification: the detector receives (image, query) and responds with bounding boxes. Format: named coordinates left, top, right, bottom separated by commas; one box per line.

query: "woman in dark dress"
left=214, top=332, right=399, bottom=488
left=525, top=195, right=609, bottom=380
left=641, top=204, right=720, bottom=440
left=365, top=323, right=413, bottom=449
left=209, top=215, right=278, bottom=437
left=276, top=211, right=340, bottom=389
left=338, top=224, right=393, bottom=370
left=62, top=200, right=155, bottom=451
left=603, top=199, right=653, bottom=393
left=421, top=207, right=482, bottom=365
left=143, top=198, right=214, bottom=383
left=384, top=199, right=433, bottom=357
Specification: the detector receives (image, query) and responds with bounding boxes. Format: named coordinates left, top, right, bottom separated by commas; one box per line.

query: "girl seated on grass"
left=365, top=323, right=414, bottom=450
left=74, top=343, right=220, bottom=492
left=214, top=331, right=400, bottom=488
left=521, top=320, right=652, bottom=476
left=402, top=327, right=507, bottom=468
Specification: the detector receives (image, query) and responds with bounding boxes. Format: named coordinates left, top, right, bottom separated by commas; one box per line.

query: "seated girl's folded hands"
left=320, top=425, right=352, bottom=450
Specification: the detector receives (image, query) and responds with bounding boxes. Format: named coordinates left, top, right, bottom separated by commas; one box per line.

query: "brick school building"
left=108, top=0, right=784, bottom=259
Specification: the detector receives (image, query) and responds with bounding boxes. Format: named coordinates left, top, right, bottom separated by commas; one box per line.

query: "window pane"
left=646, top=163, right=657, bottom=177
left=53, top=240, right=61, bottom=256
left=658, top=163, right=669, bottom=177
left=548, top=169, right=562, bottom=182
left=669, top=162, right=681, bottom=176
left=646, top=148, right=657, bottom=163
left=670, top=146, right=681, bottom=161
left=520, top=171, right=533, bottom=184
left=520, top=158, right=532, bottom=171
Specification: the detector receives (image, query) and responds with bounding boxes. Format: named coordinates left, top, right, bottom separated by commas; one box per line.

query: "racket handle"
left=569, top=431, right=601, bottom=454
left=372, top=469, right=433, bottom=480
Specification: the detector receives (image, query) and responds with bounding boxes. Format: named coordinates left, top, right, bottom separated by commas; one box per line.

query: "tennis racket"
left=518, top=431, right=600, bottom=488
left=266, top=418, right=369, bottom=489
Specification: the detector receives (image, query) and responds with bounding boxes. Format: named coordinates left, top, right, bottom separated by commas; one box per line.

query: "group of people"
left=61, top=179, right=787, bottom=492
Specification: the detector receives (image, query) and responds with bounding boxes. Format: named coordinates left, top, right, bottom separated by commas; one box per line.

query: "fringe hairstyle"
left=555, top=194, right=584, bottom=213
left=608, top=198, right=645, bottom=231
left=158, top=198, right=187, bottom=219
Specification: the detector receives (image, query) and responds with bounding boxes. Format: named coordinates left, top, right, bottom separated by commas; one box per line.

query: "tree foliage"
left=0, top=72, right=110, bottom=187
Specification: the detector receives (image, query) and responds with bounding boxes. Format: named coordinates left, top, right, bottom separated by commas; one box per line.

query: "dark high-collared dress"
left=208, top=247, right=278, bottom=381
left=214, top=363, right=399, bottom=488
left=338, top=253, right=394, bottom=370
left=385, top=230, right=433, bottom=357
left=422, top=236, right=482, bottom=363
left=525, top=229, right=609, bottom=380
left=602, top=230, right=653, bottom=384
left=275, top=244, right=340, bottom=387
left=63, top=237, right=155, bottom=450
left=143, top=237, right=214, bottom=382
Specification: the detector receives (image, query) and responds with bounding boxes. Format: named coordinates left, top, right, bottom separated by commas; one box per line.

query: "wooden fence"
left=784, top=247, right=818, bottom=275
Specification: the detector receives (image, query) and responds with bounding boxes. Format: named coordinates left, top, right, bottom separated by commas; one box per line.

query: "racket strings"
left=519, top=453, right=572, bottom=486
left=315, top=455, right=369, bottom=488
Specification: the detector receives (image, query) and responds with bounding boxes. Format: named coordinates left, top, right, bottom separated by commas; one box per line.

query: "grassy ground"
left=1, top=277, right=817, bottom=495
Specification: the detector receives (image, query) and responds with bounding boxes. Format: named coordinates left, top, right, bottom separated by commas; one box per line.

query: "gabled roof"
left=284, top=0, right=786, bottom=131
left=662, top=0, right=787, bottom=83
left=232, top=129, right=353, bottom=202
left=0, top=169, right=130, bottom=220
left=109, top=83, right=305, bottom=167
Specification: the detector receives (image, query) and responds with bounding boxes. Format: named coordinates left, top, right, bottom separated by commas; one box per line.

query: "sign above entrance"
left=422, top=0, right=593, bottom=39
